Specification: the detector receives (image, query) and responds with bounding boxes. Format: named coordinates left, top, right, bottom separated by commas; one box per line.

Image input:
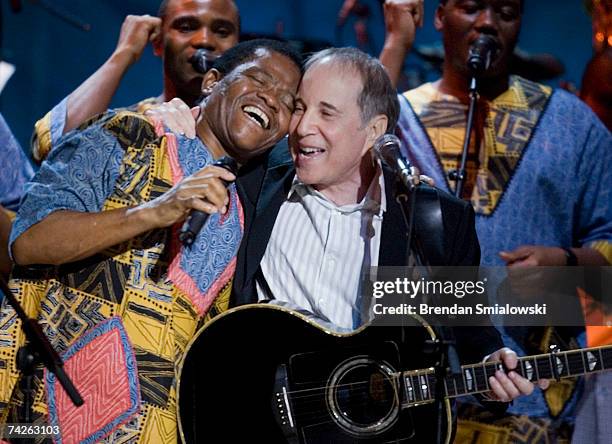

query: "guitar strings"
left=284, top=380, right=402, bottom=424
left=286, top=379, right=383, bottom=397
left=291, top=393, right=402, bottom=424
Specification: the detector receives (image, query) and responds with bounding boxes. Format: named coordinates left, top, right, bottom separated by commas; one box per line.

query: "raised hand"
left=113, top=14, right=162, bottom=65
left=383, top=0, right=424, bottom=51
left=380, top=0, right=424, bottom=86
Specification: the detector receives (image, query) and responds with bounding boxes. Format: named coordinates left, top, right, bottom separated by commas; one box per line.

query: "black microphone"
left=467, top=35, right=499, bottom=75
left=179, top=156, right=238, bottom=247
left=189, top=49, right=219, bottom=74
left=374, top=134, right=418, bottom=191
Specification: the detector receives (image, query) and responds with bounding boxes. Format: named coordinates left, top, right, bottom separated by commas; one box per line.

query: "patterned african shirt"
left=31, top=96, right=160, bottom=164
left=397, top=76, right=612, bottom=443
left=0, top=111, right=242, bottom=443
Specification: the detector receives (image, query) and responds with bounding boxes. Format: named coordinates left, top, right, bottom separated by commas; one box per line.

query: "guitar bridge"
left=272, top=364, right=298, bottom=441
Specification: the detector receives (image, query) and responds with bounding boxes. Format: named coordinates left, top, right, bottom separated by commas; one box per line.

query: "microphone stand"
left=391, top=177, right=460, bottom=444
left=436, top=71, right=478, bottom=434
left=0, top=276, right=83, bottom=425
left=449, top=76, right=479, bottom=198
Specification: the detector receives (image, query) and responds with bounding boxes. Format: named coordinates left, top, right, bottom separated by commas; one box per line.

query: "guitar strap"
left=412, top=185, right=446, bottom=267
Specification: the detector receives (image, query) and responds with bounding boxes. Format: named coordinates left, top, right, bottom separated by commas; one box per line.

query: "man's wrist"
left=127, top=203, right=160, bottom=232
left=109, top=47, right=138, bottom=68
left=383, top=35, right=413, bottom=53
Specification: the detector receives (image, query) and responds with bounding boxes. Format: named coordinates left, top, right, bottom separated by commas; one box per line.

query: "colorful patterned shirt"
left=397, top=76, right=612, bottom=440
left=0, top=111, right=242, bottom=443
left=31, top=96, right=160, bottom=164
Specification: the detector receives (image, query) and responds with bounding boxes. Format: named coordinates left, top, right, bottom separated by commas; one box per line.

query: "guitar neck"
left=401, top=345, right=612, bottom=406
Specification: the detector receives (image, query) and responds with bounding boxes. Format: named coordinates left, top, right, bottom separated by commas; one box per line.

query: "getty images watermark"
left=367, top=266, right=612, bottom=327
left=372, top=276, right=547, bottom=317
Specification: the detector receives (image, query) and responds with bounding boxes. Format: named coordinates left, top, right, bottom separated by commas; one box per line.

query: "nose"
left=474, top=7, right=499, bottom=36
left=294, top=108, right=316, bottom=138
left=191, top=27, right=217, bottom=52
left=257, top=88, right=281, bottom=113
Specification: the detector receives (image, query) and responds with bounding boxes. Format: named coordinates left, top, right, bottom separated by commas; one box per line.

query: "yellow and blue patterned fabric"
left=0, top=110, right=242, bottom=443
left=31, top=96, right=160, bottom=164
left=398, top=76, right=612, bottom=267
left=397, top=76, right=612, bottom=443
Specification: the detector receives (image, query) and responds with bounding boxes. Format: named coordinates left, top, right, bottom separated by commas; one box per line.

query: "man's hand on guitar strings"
left=483, top=347, right=550, bottom=402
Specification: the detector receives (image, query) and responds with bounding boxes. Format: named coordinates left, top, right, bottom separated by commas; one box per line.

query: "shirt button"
left=318, top=298, right=326, bottom=309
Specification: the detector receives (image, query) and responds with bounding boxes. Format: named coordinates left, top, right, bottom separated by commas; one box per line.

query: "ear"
left=434, top=4, right=445, bottom=31
left=201, top=68, right=222, bottom=96
left=363, top=114, right=389, bottom=154
left=152, top=34, right=163, bottom=57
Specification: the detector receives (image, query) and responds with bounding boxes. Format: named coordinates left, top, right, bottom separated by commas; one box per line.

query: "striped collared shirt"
left=258, top=166, right=386, bottom=330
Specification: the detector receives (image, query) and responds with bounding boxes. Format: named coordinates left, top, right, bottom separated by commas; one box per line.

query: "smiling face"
left=435, top=0, right=522, bottom=80
left=199, top=48, right=301, bottom=164
left=155, top=0, right=240, bottom=105
left=289, top=59, right=385, bottom=204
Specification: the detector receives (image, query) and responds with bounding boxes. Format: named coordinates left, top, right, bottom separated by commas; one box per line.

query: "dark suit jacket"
left=231, top=141, right=502, bottom=364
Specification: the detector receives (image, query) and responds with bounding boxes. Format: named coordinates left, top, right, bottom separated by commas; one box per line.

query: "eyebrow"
left=170, top=15, right=197, bottom=25
left=246, top=68, right=292, bottom=95
left=320, top=101, right=341, bottom=113
left=170, top=15, right=237, bottom=31
left=245, top=67, right=274, bottom=81
left=247, top=67, right=296, bottom=104
left=210, top=18, right=237, bottom=31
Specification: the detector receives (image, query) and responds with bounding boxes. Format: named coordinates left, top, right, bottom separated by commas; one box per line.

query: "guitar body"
left=178, top=304, right=453, bottom=443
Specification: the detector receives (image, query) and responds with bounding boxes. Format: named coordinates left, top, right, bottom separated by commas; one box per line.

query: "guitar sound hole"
left=327, top=357, right=399, bottom=437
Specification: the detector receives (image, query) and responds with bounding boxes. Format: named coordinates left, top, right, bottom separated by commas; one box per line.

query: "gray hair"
left=305, top=47, right=399, bottom=133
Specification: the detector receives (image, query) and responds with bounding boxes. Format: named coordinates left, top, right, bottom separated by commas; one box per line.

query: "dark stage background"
left=0, top=0, right=594, bottom=155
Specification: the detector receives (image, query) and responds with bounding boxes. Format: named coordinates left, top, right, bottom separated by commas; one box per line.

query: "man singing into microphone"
left=381, top=0, right=612, bottom=441
left=0, top=39, right=301, bottom=443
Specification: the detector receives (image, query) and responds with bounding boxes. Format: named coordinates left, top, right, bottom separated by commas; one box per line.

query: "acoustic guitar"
left=177, top=304, right=611, bottom=443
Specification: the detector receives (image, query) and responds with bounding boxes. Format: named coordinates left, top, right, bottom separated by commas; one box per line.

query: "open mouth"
left=298, top=147, right=326, bottom=157
left=242, top=105, right=270, bottom=129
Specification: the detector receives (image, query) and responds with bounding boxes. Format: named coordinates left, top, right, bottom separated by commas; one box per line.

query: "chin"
left=295, top=169, right=318, bottom=187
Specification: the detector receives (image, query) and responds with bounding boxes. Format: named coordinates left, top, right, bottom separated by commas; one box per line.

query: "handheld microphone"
left=179, top=156, right=238, bottom=247
left=373, top=134, right=419, bottom=191
left=189, top=49, right=219, bottom=74
left=466, top=35, right=498, bottom=75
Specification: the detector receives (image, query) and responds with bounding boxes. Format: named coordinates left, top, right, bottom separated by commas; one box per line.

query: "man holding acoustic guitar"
left=160, top=47, right=551, bottom=442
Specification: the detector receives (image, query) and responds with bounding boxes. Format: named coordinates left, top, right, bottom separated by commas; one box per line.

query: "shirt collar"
left=288, top=159, right=386, bottom=217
